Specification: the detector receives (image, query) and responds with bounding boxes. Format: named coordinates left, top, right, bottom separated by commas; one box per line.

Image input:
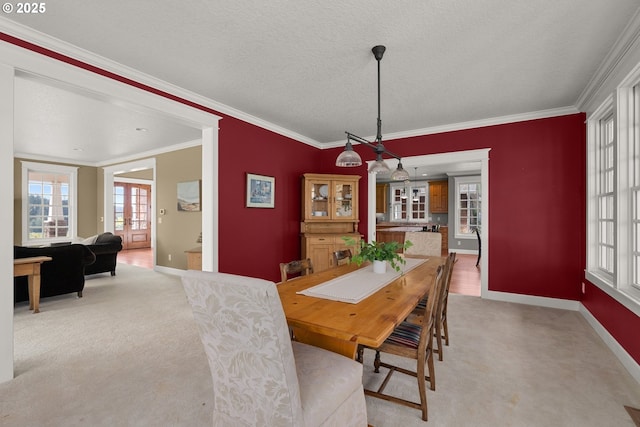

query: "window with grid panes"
left=586, top=70, right=640, bottom=309
left=597, top=114, right=616, bottom=277
left=390, top=183, right=428, bottom=221
left=632, top=85, right=640, bottom=291
left=21, top=161, right=78, bottom=245
left=454, top=176, right=481, bottom=238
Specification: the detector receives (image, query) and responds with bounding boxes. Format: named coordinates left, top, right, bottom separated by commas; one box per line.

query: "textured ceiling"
left=3, top=0, right=640, bottom=164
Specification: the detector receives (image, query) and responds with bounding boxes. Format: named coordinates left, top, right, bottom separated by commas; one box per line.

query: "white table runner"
left=297, top=257, right=426, bottom=304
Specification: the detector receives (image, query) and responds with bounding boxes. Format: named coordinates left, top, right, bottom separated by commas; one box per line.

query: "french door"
left=114, top=183, right=151, bottom=249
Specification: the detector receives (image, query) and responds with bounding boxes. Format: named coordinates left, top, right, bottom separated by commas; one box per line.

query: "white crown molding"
left=576, top=7, right=640, bottom=111
left=13, top=152, right=97, bottom=167
left=323, top=106, right=579, bottom=149
left=15, top=138, right=203, bottom=168
left=0, top=17, right=322, bottom=148
left=1, top=18, right=582, bottom=152
left=95, top=138, right=202, bottom=168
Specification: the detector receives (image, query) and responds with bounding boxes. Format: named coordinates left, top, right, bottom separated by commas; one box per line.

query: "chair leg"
left=443, top=317, right=449, bottom=346
left=416, top=353, right=429, bottom=421
left=356, top=346, right=364, bottom=363
left=427, top=350, right=436, bottom=391
left=374, top=350, right=381, bottom=373
left=435, top=323, right=444, bottom=361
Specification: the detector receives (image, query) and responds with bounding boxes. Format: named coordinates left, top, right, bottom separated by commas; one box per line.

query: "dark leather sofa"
left=14, top=244, right=96, bottom=303
left=84, top=232, right=123, bottom=276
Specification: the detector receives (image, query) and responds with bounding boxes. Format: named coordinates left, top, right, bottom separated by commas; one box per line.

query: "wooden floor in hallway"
left=118, top=248, right=153, bottom=270
left=448, top=253, right=481, bottom=297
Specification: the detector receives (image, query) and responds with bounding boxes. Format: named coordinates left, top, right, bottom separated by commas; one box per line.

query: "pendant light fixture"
left=335, top=45, right=410, bottom=181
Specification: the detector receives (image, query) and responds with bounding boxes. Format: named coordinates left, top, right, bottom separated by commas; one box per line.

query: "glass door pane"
left=310, top=180, right=330, bottom=218
left=334, top=182, right=354, bottom=218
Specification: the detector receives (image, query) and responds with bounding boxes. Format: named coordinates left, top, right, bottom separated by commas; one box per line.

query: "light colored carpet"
left=1, top=264, right=639, bottom=426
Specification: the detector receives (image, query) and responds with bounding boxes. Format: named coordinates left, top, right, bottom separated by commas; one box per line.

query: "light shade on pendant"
left=368, top=153, right=391, bottom=174
left=390, top=161, right=410, bottom=181
left=335, top=141, right=362, bottom=167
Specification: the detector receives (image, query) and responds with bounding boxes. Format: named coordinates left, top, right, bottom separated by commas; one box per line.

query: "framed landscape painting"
left=177, top=180, right=201, bottom=211
left=246, top=173, right=275, bottom=208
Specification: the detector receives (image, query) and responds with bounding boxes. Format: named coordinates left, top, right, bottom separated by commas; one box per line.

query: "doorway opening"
left=367, top=148, right=489, bottom=298
left=113, top=181, right=152, bottom=250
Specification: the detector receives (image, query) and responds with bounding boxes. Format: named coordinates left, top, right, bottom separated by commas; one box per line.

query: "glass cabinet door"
left=333, top=181, right=355, bottom=219
left=309, top=180, right=330, bottom=218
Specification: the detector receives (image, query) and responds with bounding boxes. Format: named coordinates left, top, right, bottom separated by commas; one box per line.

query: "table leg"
left=28, top=271, right=41, bottom=314
left=27, top=275, right=34, bottom=310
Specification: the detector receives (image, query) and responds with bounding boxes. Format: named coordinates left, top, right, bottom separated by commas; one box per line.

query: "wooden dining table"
left=277, top=256, right=444, bottom=359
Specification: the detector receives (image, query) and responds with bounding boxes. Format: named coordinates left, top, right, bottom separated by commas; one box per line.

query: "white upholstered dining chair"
left=182, top=270, right=368, bottom=427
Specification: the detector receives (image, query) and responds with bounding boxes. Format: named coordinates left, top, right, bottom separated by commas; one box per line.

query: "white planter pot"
left=373, top=260, right=387, bottom=274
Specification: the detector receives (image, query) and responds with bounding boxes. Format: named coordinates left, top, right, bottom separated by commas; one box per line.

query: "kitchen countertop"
left=377, top=222, right=447, bottom=228
left=377, top=226, right=424, bottom=232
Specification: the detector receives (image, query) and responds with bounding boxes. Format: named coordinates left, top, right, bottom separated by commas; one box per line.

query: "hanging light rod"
left=336, top=45, right=410, bottom=181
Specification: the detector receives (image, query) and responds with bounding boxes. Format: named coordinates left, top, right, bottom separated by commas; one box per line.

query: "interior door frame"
left=104, top=159, right=156, bottom=265
left=1, top=33, right=220, bottom=383
left=113, top=176, right=153, bottom=250
left=367, top=148, right=490, bottom=298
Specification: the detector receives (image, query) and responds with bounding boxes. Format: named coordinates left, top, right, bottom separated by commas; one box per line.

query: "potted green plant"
left=342, top=236, right=413, bottom=273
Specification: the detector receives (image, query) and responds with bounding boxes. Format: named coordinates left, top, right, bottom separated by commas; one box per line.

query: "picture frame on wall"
left=246, top=173, right=275, bottom=208
left=177, top=180, right=201, bottom=211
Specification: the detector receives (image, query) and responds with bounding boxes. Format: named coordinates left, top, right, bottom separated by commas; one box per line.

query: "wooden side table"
left=185, top=247, right=202, bottom=270
left=13, top=256, right=52, bottom=313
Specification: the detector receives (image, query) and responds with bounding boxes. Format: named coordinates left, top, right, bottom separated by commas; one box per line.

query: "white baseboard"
left=484, top=290, right=640, bottom=384
left=153, top=265, right=186, bottom=276
left=484, top=290, right=581, bottom=311
left=579, top=303, right=640, bottom=384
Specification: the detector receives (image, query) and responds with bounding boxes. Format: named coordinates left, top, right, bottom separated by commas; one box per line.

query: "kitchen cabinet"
left=375, top=229, right=406, bottom=252
left=440, top=226, right=449, bottom=254
left=301, top=173, right=361, bottom=272
left=429, top=180, right=448, bottom=214
left=376, top=183, right=388, bottom=213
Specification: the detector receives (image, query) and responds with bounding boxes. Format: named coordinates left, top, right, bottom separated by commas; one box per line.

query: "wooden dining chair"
left=410, top=252, right=456, bottom=360
left=358, top=264, right=445, bottom=422
left=332, top=249, right=352, bottom=266
left=473, top=227, right=481, bottom=267
left=279, top=258, right=314, bottom=283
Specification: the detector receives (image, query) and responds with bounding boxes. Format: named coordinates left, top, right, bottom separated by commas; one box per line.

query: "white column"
left=0, top=63, right=15, bottom=382
left=201, top=125, right=219, bottom=272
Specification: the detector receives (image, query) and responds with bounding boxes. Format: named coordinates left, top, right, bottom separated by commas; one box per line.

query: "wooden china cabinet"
left=300, top=173, right=361, bottom=272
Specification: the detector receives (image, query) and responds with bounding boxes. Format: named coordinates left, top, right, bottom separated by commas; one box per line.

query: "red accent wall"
left=216, top=115, right=320, bottom=281
left=321, top=115, right=587, bottom=300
